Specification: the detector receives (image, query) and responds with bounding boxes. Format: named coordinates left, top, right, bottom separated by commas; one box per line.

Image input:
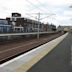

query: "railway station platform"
left=0, top=32, right=69, bottom=72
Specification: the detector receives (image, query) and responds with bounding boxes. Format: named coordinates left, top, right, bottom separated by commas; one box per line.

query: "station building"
left=6, top=12, right=56, bottom=33
left=6, top=13, right=45, bottom=32
left=0, top=19, right=11, bottom=33
left=6, top=13, right=24, bottom=32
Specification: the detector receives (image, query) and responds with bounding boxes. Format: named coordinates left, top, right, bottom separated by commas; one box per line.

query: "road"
left=28, top=32, right=72, bottom=72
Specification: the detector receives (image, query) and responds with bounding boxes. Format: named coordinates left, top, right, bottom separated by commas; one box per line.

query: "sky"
left=0, top=0, right=72, bottom=26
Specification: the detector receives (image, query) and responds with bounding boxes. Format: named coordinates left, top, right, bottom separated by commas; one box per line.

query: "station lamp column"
left=37, top=12, right=40, bottom=39
left=37, top=13, right=55, bottom=39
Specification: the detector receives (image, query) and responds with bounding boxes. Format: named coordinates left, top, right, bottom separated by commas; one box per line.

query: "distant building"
left=0, top=19, right=11, bottom=33
left=12, top=13, right=21, bottom=17
left=6, top=13, right=24, bottom=32
left=63, top=26, right=72, bottom=31
left=57, top=26, right=72, bottom=32
left=6, top=12, right=56, bottom=33
left=50, top=24, right=56, bottom=31
left=57, top=26, right=64, bottom=31
left=6, top=13, right=44, bottom=32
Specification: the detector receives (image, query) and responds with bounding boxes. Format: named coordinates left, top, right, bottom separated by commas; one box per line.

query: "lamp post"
left=37, top=12, right=40, bottom=39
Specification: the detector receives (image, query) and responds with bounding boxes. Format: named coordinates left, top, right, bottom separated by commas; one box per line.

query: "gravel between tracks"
left=0, top=33, right=63, bottom=64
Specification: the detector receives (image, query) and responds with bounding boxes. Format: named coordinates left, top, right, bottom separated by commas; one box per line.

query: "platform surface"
left=28, top=32, right=72, bottom=72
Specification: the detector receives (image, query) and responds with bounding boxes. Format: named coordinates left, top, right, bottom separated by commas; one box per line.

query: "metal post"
left=37, top=12, right=40, bottom=39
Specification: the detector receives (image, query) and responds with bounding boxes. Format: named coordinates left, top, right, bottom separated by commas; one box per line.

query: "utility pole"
left=37, top=12, right=40, bottom=39
left=26, top=12, right=55, bottom=39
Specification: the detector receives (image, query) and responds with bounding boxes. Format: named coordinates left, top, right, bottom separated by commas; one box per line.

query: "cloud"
left=0, top=0, right=71, bottom=26
left=38, top=0, right=72, bottom=5
left=64, top=10, right=72, bottom=17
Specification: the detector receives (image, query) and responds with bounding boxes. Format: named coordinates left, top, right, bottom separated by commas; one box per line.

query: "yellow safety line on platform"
left=14, top=33, right=68, bottom=72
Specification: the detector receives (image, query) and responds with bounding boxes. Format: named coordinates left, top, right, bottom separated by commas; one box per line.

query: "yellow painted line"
left=14, top=33, right=68, bottom=72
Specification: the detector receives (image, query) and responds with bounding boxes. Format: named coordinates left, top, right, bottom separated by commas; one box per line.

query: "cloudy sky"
left=0, top=0, right=72, bottom=26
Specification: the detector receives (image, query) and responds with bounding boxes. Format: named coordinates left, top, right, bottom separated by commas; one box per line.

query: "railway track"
left=0, top=32, right=64, bottom=64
